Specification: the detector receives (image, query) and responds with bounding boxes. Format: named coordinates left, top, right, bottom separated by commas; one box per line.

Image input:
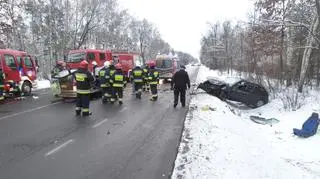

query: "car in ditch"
left=198, top=78, right=269, bottom=108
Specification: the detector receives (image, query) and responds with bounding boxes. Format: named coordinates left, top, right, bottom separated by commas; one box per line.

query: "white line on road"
left=39, top=91, right=50, bottom=95
left=45, top=139, right=74, bottom=157
left=119, top=107, right=127, bottom=113
left=92, top=118, right=109, bottom=128
left=0, top=102, right=60, bottom=121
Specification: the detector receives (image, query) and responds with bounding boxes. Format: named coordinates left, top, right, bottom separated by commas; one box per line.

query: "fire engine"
left=155, top=54, right=180, bottom=82
left=0, top=49, right=38, bottom=96
left=56, top=49, right=142, bottom=99
left=108, top=50, right=143, bottom=80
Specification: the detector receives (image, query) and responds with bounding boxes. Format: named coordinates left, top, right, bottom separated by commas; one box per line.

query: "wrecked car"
left=52, top=69, right=101, bottom=100
left=198, top=79, right=269, bottom=108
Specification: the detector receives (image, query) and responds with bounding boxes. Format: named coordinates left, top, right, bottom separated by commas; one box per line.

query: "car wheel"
left=22, top=81, right=32, bottom=96
left=253, top=100, right=265, bottom=108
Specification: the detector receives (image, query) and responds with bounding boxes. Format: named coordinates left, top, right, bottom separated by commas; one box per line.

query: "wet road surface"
left=0, top=66, right=199, bottom=179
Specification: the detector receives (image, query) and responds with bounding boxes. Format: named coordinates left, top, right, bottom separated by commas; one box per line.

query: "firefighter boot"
left=82, top=111, right=92, bottom=117
left=75, top=107, right=81, bottom=116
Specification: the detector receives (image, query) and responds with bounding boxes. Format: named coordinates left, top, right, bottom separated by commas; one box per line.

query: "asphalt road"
left=0, top=66, right=199, bottom=179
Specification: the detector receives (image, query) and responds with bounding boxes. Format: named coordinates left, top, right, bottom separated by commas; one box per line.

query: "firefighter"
left=110, top=63, right=125, bottom=105
left=0, top=69, right=4, bottom=102
left=109, top=64, right=116, bottom=95
left=171, top=65, right=190, bottom=108
left=142, top=63, right=150, bottom=91
left=132, top=65, right=144, bottom=99
left=73, top=60, right=94, bottom=117
left=148, top=61, right=159, bottom=101
left=99, top=61, right=111, bottom=103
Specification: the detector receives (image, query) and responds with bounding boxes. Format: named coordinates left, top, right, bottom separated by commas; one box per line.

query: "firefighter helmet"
left=80, top=60, right=89, bottom=69
left=92, top=61, right=98, bottom=66
left=104, top=61, right=111, bottom=68
left=148, top=61, right=156, bottom=67
left=115, top=63, right=122, bottom=70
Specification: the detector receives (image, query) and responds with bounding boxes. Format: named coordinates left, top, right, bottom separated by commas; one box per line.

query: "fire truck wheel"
left=22, top=81, right=32, bottom=96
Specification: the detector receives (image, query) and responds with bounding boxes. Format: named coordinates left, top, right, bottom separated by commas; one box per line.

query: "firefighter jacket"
left=132, top=67, right=144, bottom=83
left=98, top=67, right=110, bottom=87
left=73, top=68, right=94, bottom=94
left=0, top=70, right=4, bottom=87
left=110, top=70, right=125, bottom=88
left=143, top=67, right=149, bottom=81
left=109, top=68, right=116, bottom=84
left=148, top=69, right=159, bottom=85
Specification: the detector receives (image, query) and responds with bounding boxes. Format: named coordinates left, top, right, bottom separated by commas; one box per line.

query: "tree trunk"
left=286, top=25, right=294, bottom=87
left=298, top=15, right=318, bottom=92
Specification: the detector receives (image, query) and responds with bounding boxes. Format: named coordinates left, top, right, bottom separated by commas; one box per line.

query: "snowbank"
left=172, top=66, right=320, bottom=179
left=36, top=80, right=51, bottom=90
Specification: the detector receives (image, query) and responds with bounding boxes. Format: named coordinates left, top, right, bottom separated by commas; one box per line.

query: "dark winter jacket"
left=148, top=68, right=159, bottom=85
left=72, top=68, right=94, bottom=94
left=171, top=69, right=190, bottom=90
left=293, top=112, right=319, bottom=138
left=98, top=67, right=110, bottom=87
left=110, top=69, right=125, bottom=88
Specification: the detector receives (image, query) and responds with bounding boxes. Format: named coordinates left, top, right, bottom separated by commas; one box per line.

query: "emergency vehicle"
left=155, top=54, right=180, bottom=81
left=56, top=49, right=112, bottom=99
left=0, top=49, right=38, bottom=96
left=109, top=51, right=143, bottom=81
left=66, top=49, right=112, bottom=73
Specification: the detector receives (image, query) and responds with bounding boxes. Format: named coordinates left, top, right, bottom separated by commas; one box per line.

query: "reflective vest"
left=132, top=68, right=143, bottom=83
left=148, top=69, right=159, bottom=85
left=73, top=69, right=94, bottom=94
left=99, top=68, right=110, bottom=87
left=109, top=69, right=116, bottom=84
left=110, top=71, right=124, bottom=88
left=143, top=67, right=149, bottom=80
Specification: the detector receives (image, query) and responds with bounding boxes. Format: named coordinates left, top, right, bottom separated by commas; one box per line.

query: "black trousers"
left=134, top=82, right=143, bottom=93
left=174, top=88, right=186, bottom=106
left=0, top=86, right=4, bottom=101
left=76, top=93, right=90, bottom=115
left=150, top=84, right=158, bottom=100
left=112, top=87, right=123, bottom=102
left=101, top=87, right=112, bottom=98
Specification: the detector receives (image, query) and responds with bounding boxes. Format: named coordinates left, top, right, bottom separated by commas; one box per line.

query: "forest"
left=0, top=0, right=196, bottom=78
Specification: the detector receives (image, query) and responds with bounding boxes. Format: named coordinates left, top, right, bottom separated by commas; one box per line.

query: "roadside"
left=172, top=65, right=320, bottom=179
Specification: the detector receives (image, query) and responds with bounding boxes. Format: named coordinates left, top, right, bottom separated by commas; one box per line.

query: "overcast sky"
left=118, top=0, right=254, bottom=58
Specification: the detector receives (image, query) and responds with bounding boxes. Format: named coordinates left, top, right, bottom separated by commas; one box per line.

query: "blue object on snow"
left=293, top=112, right=320, bottom=138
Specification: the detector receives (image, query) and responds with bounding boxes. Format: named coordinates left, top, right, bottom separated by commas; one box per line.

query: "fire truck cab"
left=66, top=49, right=111, bottom=74
left=0, top=49, right=38, bottom=96
left=57, top=49, right=112, bottom=99
left=109, top=51, right=143, bottom=81
left=155, top=54, right=180, bottom=82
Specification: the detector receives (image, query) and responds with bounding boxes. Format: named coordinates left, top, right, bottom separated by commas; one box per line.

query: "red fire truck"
left=108, top=51, right=143, bottom=80
left=0, top=49, right=38, bottom=96
left=66, top=49, right=112, bottom=72
left=155, top=54, right=180, bottom=82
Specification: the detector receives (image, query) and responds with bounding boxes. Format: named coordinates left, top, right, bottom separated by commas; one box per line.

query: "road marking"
left=92, top=118, right=109, bottom=128
left=39, top=91, right=50, bottom=95
left=45, top=139, right=74, bottom=157
left=0, top=102, right=60, bottom=121
left=119, top=107, right=127, bottom=112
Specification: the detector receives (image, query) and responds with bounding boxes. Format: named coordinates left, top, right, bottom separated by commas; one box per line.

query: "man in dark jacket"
left=171, top=65, right=190, bottom=108
left=73, top=60, right=94, bottom=116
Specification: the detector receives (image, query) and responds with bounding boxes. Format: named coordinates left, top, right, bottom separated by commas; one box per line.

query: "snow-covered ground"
left=172, top=65, right=320, bottom=179
left=35, top=79, right=51, bottom=90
